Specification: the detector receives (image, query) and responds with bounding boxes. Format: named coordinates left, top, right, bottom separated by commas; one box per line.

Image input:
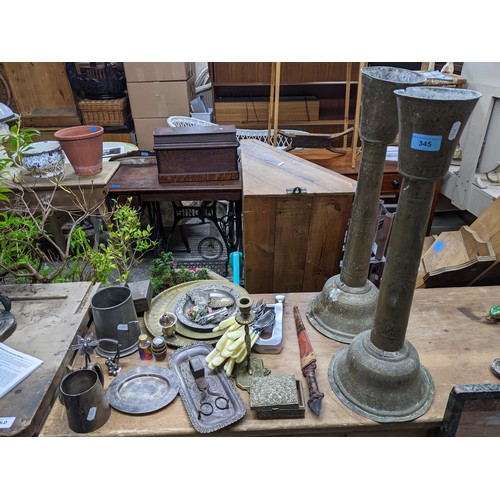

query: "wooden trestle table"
left=39, top=286, right=500, bottom=437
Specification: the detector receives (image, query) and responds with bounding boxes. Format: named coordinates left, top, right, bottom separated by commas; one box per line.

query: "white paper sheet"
left=0, top=343, right=43, bottom=398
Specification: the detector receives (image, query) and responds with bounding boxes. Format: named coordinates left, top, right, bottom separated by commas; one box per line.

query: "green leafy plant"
left=0, top=120, right=156, bottom=285
left=0, top=117, right=40, bottom=201
left=150, top=251, right=210, bottom=295
left=84, top=197, right=156, bottom=285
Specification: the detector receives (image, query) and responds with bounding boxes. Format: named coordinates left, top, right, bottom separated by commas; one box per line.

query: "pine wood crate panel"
left=215, top=98, right=320, bottom=124
left=241, top=140, right=356, bottom=293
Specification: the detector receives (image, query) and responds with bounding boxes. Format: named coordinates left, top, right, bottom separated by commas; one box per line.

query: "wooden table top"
left=40, top=285, right=500, bottom=437
left=240, top=140, right=357, bottom=197
left=106, top=162, right=242, bottom=202
left=5, top=161, right=121, bottom=190
left=0, top=282, right=99, bottom=436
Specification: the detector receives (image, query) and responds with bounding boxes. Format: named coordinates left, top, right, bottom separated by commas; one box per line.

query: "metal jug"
left=0, top=293, right=16, bottom=342
left=91, top=286, right=140, bottom=357
left=59, top=363, right=111, bottom=433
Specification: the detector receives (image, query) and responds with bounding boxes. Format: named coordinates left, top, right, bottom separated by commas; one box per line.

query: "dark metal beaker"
left=91, top=286, right=140, bottom=357
left=59, top=365, right=111, bottom=433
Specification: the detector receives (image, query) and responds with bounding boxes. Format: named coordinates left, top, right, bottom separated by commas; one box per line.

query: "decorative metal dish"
left=175, top=283, right=241, bottom=331
left=144, top=280, right=249, bottom=345
left=106, top=366, right=180, bottom=414
left=169, top=342, right=246, bottom=433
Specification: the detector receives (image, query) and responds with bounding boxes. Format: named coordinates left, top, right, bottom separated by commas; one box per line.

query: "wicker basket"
left=78, top=97, right=129, bottom=126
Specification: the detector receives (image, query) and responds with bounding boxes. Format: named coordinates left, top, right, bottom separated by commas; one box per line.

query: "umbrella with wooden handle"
left=293, top=306, right=324, bottom=416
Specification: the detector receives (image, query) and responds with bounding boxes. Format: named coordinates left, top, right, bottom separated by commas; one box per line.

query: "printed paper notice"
left=0, top=343, right=43, bottom=398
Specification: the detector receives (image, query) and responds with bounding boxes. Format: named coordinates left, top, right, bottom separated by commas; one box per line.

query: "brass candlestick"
left=234, top=296, right=270, bottom=391
left=307, top=66, right=427, bottom=344
left=235, top=297, right=256, bottom=375
left=329, top=86, right=482, bottom=422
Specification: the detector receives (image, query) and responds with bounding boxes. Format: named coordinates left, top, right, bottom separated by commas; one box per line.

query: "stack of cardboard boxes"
left=124, top=62, right=196, bottom=150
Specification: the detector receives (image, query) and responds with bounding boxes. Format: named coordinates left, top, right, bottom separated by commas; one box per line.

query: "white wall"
left=462, top=62, right=500, bottom=86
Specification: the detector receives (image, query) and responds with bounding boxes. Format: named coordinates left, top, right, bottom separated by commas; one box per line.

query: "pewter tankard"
left=59, top=363, right=110, bottom=433
left=91, top=286, right=140, bottom=357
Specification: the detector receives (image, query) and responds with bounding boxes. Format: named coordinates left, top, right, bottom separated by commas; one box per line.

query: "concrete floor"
left=128, top=219, right=234, bottom=284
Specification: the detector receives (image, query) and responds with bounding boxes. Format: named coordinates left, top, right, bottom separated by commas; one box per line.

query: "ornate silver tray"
left=168, top=342, right=246, bottom=433
left=106, top=366, right=180, bottom=414
left=175, top=283, right=240, bottom=331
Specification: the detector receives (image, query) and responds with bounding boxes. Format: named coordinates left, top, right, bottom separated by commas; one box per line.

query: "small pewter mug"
left=59, top=363, right=111, bottom=434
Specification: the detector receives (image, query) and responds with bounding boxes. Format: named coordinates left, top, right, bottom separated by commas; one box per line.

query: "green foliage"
left=150, top=251, right=210, bottom=296
left=0, top=120, right=155, bottom=286
left=0, top=118, right=40, bottom=171
left=83, top=197, right=156, bottom=285
left=0, top=211, right=44, bottom=282
left=0, top=118, right=40, bottom=202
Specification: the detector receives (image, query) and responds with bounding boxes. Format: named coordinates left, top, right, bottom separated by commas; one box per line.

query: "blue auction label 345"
left=411, top=133, right=442, bottom=152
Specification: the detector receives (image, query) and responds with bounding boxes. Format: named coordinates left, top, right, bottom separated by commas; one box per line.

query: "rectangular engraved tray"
left=168, top=342, right=246, bottom=433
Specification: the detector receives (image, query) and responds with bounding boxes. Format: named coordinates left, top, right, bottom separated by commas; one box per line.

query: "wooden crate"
left=215, top=98, right=320, bottom=124
left=241, top=140, right=356, bottom=293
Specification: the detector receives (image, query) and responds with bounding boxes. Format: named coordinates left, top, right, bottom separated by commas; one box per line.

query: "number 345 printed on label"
left=411, top=133, right=442, bottom=152
left=410, top=122, right=461, bottom=152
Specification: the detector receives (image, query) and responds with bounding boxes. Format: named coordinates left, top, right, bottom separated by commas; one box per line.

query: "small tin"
left=138, top=333, right=152, bottom=360
left=152, top=336, right=167, bottom=361
left=250, top=375, right=305, bottom=419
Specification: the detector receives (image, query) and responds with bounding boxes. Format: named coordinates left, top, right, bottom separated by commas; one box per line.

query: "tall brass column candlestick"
left=307, top=66, right=426, bottom=344
left=329, top=86, right=481, bottom=422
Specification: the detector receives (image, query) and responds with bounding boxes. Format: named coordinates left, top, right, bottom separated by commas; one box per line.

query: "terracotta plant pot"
left=54, top=125, right=104, bottom=176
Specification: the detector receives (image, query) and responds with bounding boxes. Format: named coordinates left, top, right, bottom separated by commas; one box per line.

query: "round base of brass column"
left=306, top=274, right=379, bottom=344
left=328, top=330, right=434, bottom=423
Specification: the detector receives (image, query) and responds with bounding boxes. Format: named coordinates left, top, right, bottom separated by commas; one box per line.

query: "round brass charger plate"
left=144, top=280, right=250, bottom=347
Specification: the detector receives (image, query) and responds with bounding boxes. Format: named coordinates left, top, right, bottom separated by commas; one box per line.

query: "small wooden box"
left=241, top=140, right=356, bottom=293
left=154, top=125, right=239, bottom=183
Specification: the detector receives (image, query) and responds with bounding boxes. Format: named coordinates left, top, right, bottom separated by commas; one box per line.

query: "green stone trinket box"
left=250, top=375, right=305, bottom=419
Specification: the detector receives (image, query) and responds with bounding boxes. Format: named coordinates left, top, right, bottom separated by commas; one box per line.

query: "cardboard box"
left=127, top=76, right=195, bottom=119
left=124, top=62, right=195, bottom=82
left=134, top=118, right=168, bottom=150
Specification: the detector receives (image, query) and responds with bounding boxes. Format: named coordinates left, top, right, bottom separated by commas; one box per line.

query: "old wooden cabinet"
left=241, top=140, right=356, bottom=293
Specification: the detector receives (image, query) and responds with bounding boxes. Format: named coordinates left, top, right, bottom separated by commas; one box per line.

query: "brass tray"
left=106, top=366, right=180, bottom=414
left=168, top=342, right=246, bottom=433
left=145, top=280, right=250, bottom=345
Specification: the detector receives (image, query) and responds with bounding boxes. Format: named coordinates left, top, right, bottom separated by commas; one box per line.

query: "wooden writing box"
left=241, top=140, right=357, bottom=294
left=154, top=125, right=239, bottom=183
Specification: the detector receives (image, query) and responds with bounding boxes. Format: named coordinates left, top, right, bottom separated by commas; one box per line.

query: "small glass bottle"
left=138, top=333, right=152, bottom=360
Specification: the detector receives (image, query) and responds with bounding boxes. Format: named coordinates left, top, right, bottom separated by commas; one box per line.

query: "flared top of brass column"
left=360, top=66, right=427, bottom=144
left=395, top=86, right=482, bottom=181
